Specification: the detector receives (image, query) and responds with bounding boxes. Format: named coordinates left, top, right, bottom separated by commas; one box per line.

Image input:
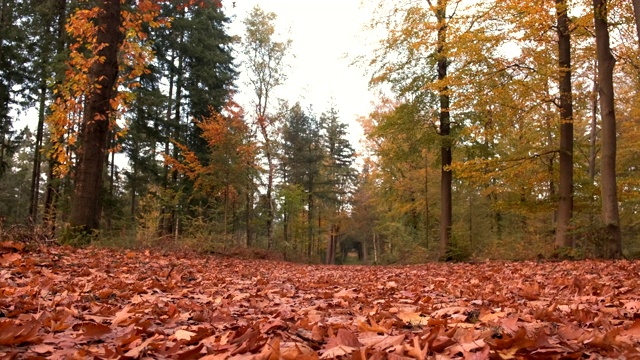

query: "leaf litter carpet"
left=2, top=243, right=640, bottom=359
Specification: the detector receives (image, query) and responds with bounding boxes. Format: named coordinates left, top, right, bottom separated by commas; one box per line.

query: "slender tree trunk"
left=246, top=176, right=253, bottom=246
left=29, top=77, right=47, bottom=222
left=424, top=151, right=429, bottom=249
left=468, top=194, right=473, bottom=246
left=266, top=148, right=274, bottom=249
left=105, top=133, right=115, bottom=230
left=43, top=0, right=67, bottom=236
left=588, top=67, right=598, bottom=229
left=224, top=166, right=230, bottom=236
left=307, top=191, right=313, bottom=257
left=372, top=230, right=378, bottom=264
left=283, top=202, right=289, bottom=245
left=555, top=0, right=575, bottom=249
left=326, top=224, right=335, bottom=265
left=131, top=154, right=137, bottom=220
left=0, top=0, right=8, bottom=176
left=593, top=0, right=622, bottom=259
left=169, top=52, right=184, bottom=236
left=435, top=0, right=452, bottom=258
left=632, top=0, right=640, bottom=47
left=69, top=0, right=123, bottom=232
left=159, top=50, right=174, bottom=235
left=589, top=62, right=598, bottom=181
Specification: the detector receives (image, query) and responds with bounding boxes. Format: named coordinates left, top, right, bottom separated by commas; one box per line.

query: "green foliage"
left=59, top=226, right=98, bottom=247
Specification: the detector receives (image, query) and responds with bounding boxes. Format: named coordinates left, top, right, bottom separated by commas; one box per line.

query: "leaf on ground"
left=2, top=247, right=640, bottom=358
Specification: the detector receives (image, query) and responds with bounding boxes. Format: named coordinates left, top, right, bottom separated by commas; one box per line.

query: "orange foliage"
left=164, top=100, right=255, bottom=200
left=45, top=0, right=220, bottom=176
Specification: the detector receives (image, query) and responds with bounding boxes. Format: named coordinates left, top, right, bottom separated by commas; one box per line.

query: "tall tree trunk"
left=266, top=146, right=274, bottom=249
left=307, top=189, right=314, bottom=257
left=130, top=151, right=137, bottom=220
left=632, top=0, right=640, bottom=47
left=435, top=0, right=452, bottom=258
left=0, top=0, right=8, bottom=176
left=43, top=0, right=67, bottom=236
left=246, top=173, right=253, bottom=247
left=588, top=64, right=598, bottom=229
left=29, top=77, right=47, bottom=222
left=69, top=0, right=122, bottom=232
left=589, top=62, right=598, bottom=181
left=169, top=51, right=184, bottom=236
left=424, top=152, right=429, bottom=249
left=372, top=230, right=378, bottom=264
left=159, top=49, right=175, bottom=235
left=224, top=166, right=230, bottom=236
left=555, top=0, right=575, bottom=249
left=105, top=132, right=115, bottom=230
left=593, top=0, right=622, bottom=259
left=326, top=224, right=335, bottom=265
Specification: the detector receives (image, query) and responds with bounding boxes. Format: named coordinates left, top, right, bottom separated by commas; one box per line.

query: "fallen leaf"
left=174, top=329, right=196, bottom=341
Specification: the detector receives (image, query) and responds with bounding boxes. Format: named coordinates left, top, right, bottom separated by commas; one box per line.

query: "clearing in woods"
left=1, top=242, right=640, bottom=359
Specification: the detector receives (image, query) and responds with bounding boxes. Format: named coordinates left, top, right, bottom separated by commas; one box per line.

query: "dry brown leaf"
left=1, top=247, right=639, bottom=358
left=174, top=329, right=197, bottom=341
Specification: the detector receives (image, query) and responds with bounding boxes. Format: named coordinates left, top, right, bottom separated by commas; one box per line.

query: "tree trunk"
left=554, top=0, right=575, bottom=249
left=307, top=181, right=314, bottom=257
left=169, top=50, right=184, bottom=236
left=130, top=153, right=137, bottom=220
left=246, top=177, right=253, bottom=247
left=435, top=0, right=452, bottom=258
left=0, top=0, right=9, bottom=175
left=69, top=0, right=122, bottom=232
left=159, top=49, right=174, bottom=235
left=372, top=230, right=378, bottom=264
left=424, top=152, right=430, bottom=249
left=29, top=77, right=47, bottom=222
left=632, top=0, right=640, bottom=47
left=589, top=62, right=598, bottom=181
left=593, top=0, right=622, bottom=259
left=326, top=224, right=336, bottom=265
left=266, top=147, right=274, bottom=249
left=43, top=0, right=67, bottom=236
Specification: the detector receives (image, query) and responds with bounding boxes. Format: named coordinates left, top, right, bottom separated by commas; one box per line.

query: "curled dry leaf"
left=1, top=247, right=640, bottom=358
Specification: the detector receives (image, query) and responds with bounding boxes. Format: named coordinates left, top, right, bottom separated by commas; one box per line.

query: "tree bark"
left=246, top=174, right=253, bottom=247
left=424, top=151, right=429, bottom=249
left=632, top=0, right=640, bottom=47
left=554, top=0, right=574, bottom=249
left=29, top=76, right=47, bottom=222
left=593, top=0, right=622, bottom=259
left=69, top=0, right=122, bottom=232
left=159, top=49, right=174, bottom=235
left=43, top=0, right=67, bottom=236
left=589, top=61, right=598, bottom=181
left=435, top=0, right=452, bottom=258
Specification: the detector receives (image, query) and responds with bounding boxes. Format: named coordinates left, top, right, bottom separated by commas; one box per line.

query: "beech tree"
left=241, top=5, right=291, bottom=249
left=593, top=0, right=621, bottom=258
left=555, top=0, right=575, bottom=249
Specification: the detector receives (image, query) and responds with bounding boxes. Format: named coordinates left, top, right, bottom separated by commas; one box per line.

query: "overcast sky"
left=223, top=0, right=377, bottom=150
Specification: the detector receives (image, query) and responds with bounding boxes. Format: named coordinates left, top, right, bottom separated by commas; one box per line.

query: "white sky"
left=223, top=0, right=377, bottom=150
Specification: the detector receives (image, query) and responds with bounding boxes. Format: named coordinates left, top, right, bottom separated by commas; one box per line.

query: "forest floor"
left=1, top=242, right=640, bottom=359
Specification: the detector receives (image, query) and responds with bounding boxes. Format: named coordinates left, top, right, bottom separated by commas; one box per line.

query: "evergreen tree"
left=0, top=0, right=29, bottom=177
